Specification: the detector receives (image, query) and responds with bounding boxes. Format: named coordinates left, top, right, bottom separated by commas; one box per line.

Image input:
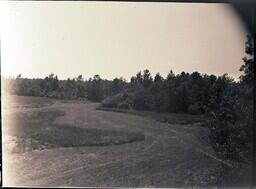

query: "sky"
left=0, top=2, right=247, bottom=80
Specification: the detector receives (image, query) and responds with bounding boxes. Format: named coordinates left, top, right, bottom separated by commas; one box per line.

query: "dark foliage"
left=207, top=35, right=253, bottom=163
left=3, top=74, right=127, bottom=102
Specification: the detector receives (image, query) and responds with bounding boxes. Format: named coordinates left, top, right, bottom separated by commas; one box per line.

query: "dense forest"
left=2, top=35, right=254, bottom=166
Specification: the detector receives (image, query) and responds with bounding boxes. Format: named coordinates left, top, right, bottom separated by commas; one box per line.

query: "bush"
left=208, top=119, right=250, bottom=162
left=101, top=91, right=133, bottom=109
left=187, top=103, right=201, bottom=115
left=117, top=102, right=131, bottom=110
left=102, top=93, right=122, bottom=108
left=207, top=83, right=252, bottom=163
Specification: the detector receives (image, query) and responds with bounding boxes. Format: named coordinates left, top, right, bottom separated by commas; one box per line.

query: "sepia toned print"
left=0, top=1, right=253, bottom=187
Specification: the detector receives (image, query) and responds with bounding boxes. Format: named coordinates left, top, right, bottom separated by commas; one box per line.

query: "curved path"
left=3, top=96, right=220, bottom=187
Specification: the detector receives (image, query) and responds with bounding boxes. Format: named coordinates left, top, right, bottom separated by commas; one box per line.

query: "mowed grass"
left=3, top=96, right=145, bottom=152
left=30, top=124, right=145, bottom=147
left=4, top=96, right=225, bottom=187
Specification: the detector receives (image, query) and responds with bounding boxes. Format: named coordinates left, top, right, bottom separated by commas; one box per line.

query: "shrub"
left=208, top=118, right=250, bottom=162
left=102, top=93, right=122, bottom=108
left=101, top=91, right=133, bottom=108
left=207, top=82, right=252, bottom=163
left=187, top=103, right=201, bottom=115
left=117, top=102, right=131, bottom=110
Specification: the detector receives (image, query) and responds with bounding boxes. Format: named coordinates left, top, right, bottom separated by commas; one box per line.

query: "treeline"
left=3, top=69, right=238, bottom=115
left=102, top=70, right=234, bottom=114
left=2, top=73, right=127, bottom=102
left=2, top=35, right=253, bottom=165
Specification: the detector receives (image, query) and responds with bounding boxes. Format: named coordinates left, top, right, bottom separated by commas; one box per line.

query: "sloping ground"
left=3, top=95, right=223, bottom=187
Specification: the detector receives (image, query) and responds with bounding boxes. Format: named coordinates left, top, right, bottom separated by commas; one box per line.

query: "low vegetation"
left=5, top=108, right=145, bottom=153
left=97, top=106, right=206, bottom=125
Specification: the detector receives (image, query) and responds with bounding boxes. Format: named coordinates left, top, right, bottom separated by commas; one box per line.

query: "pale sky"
left=0, top=2, right=247, bottom=80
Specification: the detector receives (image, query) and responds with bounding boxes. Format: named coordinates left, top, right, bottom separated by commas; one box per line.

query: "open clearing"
left=3, top=95, right=221, bottom=187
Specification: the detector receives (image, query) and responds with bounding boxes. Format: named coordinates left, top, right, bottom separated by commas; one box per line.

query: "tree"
left=40, top=73, right=59, bottom=94
left=135, top=71, right=143, bottom=85
left=86, top=75, right=104, bottom=102
left=76, top=75, right=85, bottom=98
left=166, top=70, right=175, bottom=81
left=76, top=74, right=83, bottom=82
left=64, top=78, right=77, bottom=99
left=110, top=78, right=126, bottom=95
left=133, top=88, right=153, bottom=110
left=240, top=35, right=254, bottom=86
left=52, top=75, right=59, bottom=91
left=142, top=69, right=153, bottom=88
left=207, top=35, right=254, bottom=163
left=151, top=72, right=166, bottom=111
left=154, top=72, right=164, bottom=83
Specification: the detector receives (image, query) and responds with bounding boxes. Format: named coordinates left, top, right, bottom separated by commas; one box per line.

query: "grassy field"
left=2, top=95, right=231, bottom=187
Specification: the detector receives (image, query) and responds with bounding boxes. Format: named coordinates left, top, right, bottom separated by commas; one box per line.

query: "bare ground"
left=2, top=95, right=223, bottom=187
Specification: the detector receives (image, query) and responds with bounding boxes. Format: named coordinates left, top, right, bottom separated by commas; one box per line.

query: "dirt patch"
left=4, top=135, right=58, bottom=153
